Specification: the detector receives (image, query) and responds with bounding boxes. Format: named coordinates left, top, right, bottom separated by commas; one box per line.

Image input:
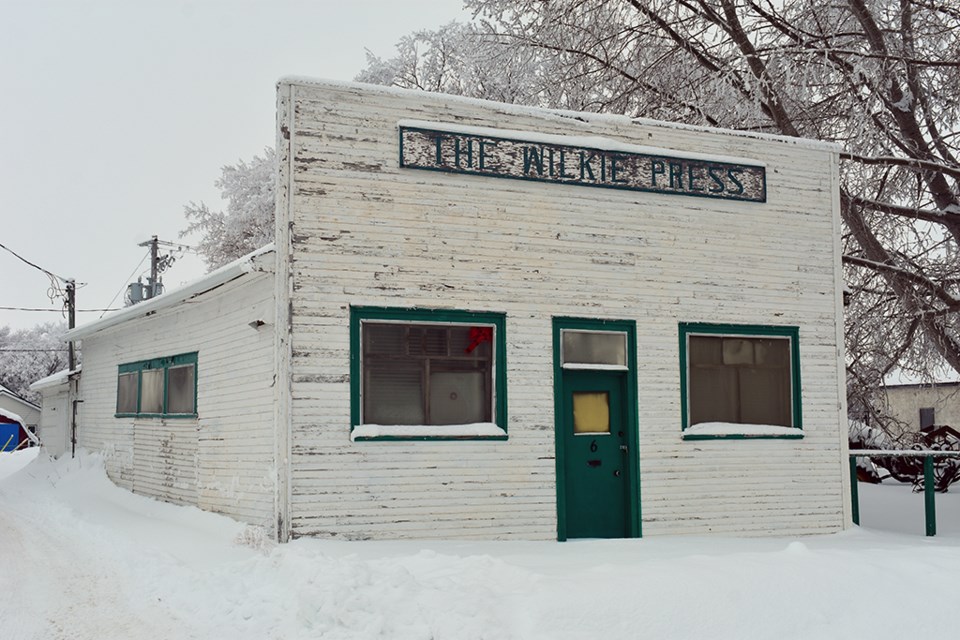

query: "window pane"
left=689, top=336, right=722, bottom=365
left=739, top=367, right=791, bottom=426
left=117, top=372, right=138, bottom=413
left=562, top=330, right=626, bottom=366
left=167, top=364, right=196, bottom=414
left=689, top=366, right=738, bottom=424
left=688, top=333, right=794, bottom=427
left=573, top=391, right=610, bottom=433
left=408, top=326, right=447, bottom=356
left=450, top=326, right=491, bottom=358
left=365, top=323, right=405, bottom=354
left=140, top=369, right=164, bottom=414
left=362, top=321, right=495, bottom=426
left=429, top=371, right=487, bottom=424
left=754, top=339, right=788, bottom=366
left=722, top=338, right=754, bottom=365
left=364, top=363, right=424, bottom=425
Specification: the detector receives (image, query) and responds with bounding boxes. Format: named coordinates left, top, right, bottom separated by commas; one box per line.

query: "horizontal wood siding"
left=37, top=385, right=70, bottom=458
left=279, top=81, right=847, bottom=540
left=75, top=271, right=277, bottom=527
left=132, top=418, right=197, bottom=506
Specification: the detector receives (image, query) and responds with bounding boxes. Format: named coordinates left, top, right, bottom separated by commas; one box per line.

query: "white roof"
left=0, top=406, right=24, bottom=424
left=0, top=384, right=40, bottom=411
left=65, top=244, right=275, bottom=341
left=884, top=363, right=960, bottom=387
left=29, top=367, right=80, bottom=392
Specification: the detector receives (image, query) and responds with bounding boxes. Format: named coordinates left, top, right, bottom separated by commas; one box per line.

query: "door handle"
left=620, top=445, right=628, bottom=453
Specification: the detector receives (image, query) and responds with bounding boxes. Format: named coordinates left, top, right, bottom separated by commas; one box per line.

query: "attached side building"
left=63, top=246, right=278, bottom=527
left=29, top=368, right=79, bottom=457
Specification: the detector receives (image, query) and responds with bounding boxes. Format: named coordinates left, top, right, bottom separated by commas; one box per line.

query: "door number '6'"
left=590, top=439, right=598, bottom=452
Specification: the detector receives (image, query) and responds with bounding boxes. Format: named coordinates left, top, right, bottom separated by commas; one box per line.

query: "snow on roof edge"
left=278, top=77, right=843, bottom=153
left=0, top=406, right=25, bottom=424
left=883, top=364, right=960, bottom=387
left=30, top=368, right=80, bottom=392
left=1, top=407, right=40, bottom=444
left=65, top=244, right=275, bottom=341
left=0, top=385, right=41, bottom=410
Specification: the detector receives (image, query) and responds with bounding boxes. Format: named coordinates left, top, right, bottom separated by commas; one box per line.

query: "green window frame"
left=679, top=323, right=802, bottom=440
left=115, top=352, right=198, bottom=418
left=350, top=306, right=507, bottom=441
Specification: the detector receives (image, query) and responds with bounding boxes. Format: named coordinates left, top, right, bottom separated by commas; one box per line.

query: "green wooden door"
left=560, top=371, right=629, bottom=538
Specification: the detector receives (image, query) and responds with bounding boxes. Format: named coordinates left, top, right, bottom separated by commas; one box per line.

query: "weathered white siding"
left=277, top=80, right=848, bottom=540
left=75, top=270, right=277, bottom=526
left=36, top=384, right=70, bottom=457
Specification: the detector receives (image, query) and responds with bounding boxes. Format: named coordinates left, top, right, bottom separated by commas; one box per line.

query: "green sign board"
left=400, top=125, right=766, bottom=203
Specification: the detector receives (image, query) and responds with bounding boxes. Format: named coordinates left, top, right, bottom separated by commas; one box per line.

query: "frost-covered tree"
left=182, top=148, right=276, bottom=270
left=363, top=0, right=960, bottom=430
left=357, top=21, right=578, bottom=107
left=0, top=322, right=70, bottom=405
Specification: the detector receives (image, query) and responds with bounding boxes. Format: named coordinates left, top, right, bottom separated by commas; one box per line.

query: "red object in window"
left=465, top=327, right=493, bottom=353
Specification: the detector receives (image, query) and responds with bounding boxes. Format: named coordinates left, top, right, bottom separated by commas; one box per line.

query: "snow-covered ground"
left=2, top=450, right=959, bottom=640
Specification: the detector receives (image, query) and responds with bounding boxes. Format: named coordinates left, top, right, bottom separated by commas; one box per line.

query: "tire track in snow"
left=0, top=490, right=198, bottom=640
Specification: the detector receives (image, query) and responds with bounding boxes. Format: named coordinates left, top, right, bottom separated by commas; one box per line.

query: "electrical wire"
left=0, top=241, right=70, bottom=283
left=0, top=241, right=81, bottom=314
left=99, top=250, right=150, bottom=319
left=0, top=306, right=121, bottom=313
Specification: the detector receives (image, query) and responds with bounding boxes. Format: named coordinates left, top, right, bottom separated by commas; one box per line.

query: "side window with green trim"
left=116, top=352, right=198, bottom=418
left=680, top=323, right=801, bottom=435
left=350, top=307, right=507, bottom=439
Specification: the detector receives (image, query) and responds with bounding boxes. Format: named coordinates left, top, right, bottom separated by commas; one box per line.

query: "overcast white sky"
left=0, top=0, right=470, bottom=330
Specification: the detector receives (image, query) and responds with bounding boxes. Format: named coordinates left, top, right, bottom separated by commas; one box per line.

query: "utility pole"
left=141, top=235, right=160, bottom=299
left=66, top=279, right=76, bottom=370
left=66, top=278, right=77, bottom=458
left=135, top=235, right=185, bottom=301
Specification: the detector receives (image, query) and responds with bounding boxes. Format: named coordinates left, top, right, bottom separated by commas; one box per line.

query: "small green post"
left=849, top=456, right=860, bottom=526
left=924, top=455, right=937, bottom=537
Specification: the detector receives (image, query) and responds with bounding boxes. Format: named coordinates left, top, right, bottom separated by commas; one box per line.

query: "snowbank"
left=2, top=452, right=960, bottom=639
left=0, top=446, right=39, bottom=480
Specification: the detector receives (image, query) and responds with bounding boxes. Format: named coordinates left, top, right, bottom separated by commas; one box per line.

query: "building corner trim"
left=273, top=81, right=296, bottom=542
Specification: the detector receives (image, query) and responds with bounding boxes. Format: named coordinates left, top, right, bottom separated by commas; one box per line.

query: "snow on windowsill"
left=682, top=422, right=804, bottom=439
left=351, top=423, right=507, bottom=441
left=561, top=363, right=629, bottom=371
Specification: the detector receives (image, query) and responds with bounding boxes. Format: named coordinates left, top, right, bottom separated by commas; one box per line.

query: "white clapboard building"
left=48, top=79, right=850, bottom=541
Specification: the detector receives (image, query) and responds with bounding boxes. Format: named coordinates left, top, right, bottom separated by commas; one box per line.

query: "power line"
left=0, top=306, right=121, bottom=313
left=0, top=241, right=70, bottom=283
left=100, top=249, right=150, bottom=319
left=0, top=348, right=68, bottom=353
left=0, top=241, right=81, bottom=318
